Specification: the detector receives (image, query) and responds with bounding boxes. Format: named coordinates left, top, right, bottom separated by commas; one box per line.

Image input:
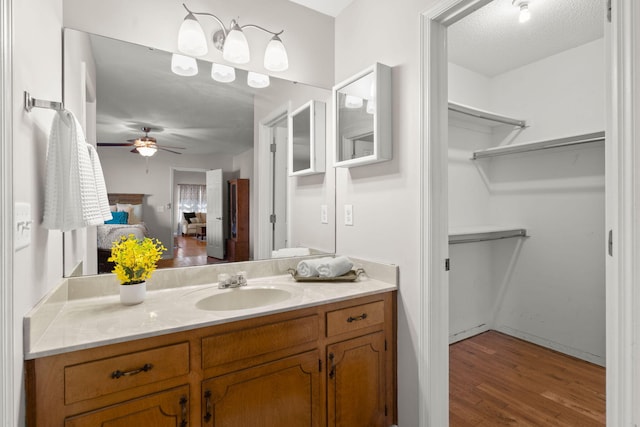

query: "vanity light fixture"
left=366, top=99, right=376, bottom=115
left=211, top=63, right=236, bottom=83
left=177, top=3, right=289, bottom=72
left=513, top=0, right=531, bottom=23
left=247, top=71, right=270, bottom=88
left=171, top=53, right=198, bottom=76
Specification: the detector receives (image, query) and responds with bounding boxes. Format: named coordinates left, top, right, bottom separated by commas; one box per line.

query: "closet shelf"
left=449, top=226, right=527, bottom=244
left=448, top=101, right=526, bottom=128
left=472, top=131, right=605, bottom=160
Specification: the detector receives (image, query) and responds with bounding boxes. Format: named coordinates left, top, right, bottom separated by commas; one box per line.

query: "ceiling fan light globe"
left=211, top=63, right=236, bottom=83
left=137, top=145, right=157, bottom=157
left=178, top=13, right=209, bottom=56
left=171, top=53, right=198, bottom=77
left=264, top=35, right=288, bottom=72
left=223, top=25, right=250, bottom=64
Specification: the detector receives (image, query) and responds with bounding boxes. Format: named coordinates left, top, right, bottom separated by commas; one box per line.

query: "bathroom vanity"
left=24, top=259, right=397, bottom=427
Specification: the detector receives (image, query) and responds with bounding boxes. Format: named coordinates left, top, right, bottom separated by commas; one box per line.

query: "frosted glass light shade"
left=344, top=95, right=363, bottom=109
left=211, top=63, right=236, bottom=83
left=247, top=71, right=270, bottom=88
left=366, top=99, right=376, bottom=115
left=264, top=36, right=288, bottom=72
left=519, top=4, right=530, bottom=23
left=137, top=146, right=157, bottom=157
left=223, top=25, right=250, bottom=64
left=171, top=53, right=198, bottom=76
left=178, top=13, right=208, bottom=56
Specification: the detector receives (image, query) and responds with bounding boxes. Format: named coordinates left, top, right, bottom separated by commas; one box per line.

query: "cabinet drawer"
left=202, top=315, right=318, bottom=369
left=64, top=342, right=189, bottom=405
left=326, top=301, right=385, bottom=337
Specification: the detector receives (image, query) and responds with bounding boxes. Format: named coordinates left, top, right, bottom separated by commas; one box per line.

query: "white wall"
left=334, top=1, right=437, bottom=425
left=12, top=0, right=63, bottom=422
left=447, top=39, right=606, bottom=364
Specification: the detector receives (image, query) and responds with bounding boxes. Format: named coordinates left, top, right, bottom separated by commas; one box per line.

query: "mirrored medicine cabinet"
left=333, top=62, right=391, bottom=168
left=288, top=100, right=326, bottom=176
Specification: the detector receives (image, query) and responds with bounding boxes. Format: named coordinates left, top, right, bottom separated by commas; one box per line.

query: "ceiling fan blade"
left=158, top=145, right=185, bottom=150
left=97, top=142, right=134, bottom=147
left=130, top=148, right=139, bottom=153
left=159, top=147, right=182, bottom=155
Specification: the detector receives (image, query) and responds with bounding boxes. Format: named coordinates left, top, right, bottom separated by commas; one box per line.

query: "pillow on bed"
left=183, top=212, right=197, bottom=224
left=109, top=205, right=117, bottom=212
left=104, top=211, right=128, bottom=224
left=116, top=203, right=143, bottom=224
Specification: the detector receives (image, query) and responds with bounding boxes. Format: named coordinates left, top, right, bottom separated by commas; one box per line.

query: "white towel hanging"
left=87, top=144, right=112, bottom=222
left=43, top=110, right=106, bottom=231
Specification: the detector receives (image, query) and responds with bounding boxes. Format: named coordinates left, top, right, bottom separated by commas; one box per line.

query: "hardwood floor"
left=450, top=331, right=605, bottom=426
left=156, top=235, right=227, bottom=269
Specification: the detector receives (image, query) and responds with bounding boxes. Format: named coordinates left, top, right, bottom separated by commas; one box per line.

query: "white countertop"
left=25, top=273, right=396, bottom=360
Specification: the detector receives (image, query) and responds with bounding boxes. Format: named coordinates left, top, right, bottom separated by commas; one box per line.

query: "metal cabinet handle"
left=347, top=313, right=367, bottom=323
left=111, top=363, right=153, bottom=379
left=203, top=390, right=212, bottom=423
left=180, top=396, right=188, bottom=427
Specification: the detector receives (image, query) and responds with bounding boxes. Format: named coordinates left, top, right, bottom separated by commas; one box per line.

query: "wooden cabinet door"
left=201, top=351, right=321, bottom=427
left=327, top=332, right=387, bottom=427
left=64, top=385, right=189, bottom=427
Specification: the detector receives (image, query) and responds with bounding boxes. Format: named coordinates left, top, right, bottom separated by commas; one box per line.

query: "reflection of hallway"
left=157, top=235, right=227, bottom=269
left=450, top=331, right=605, bottom=426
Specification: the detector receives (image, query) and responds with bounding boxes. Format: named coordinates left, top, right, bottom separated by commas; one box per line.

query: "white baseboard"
left=495, top=326, right=605, bottom=367
left=449, top=323, right=490, bottom=344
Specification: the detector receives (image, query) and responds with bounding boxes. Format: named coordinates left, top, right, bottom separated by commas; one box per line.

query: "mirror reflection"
left=291, top=105, right=312, bottom=173
left=336, top=72, right=375, bottom=163
left=62, top=28, right=335, bottom=277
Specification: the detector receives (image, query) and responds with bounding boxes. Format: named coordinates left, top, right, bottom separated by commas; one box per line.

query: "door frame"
left=0, top=0, right=14, bottom=424
left=170, top=166, right=207, bottom=259
left=256, top=104, right=289, bottom=260
left=419, top=0, right=640, bottom=425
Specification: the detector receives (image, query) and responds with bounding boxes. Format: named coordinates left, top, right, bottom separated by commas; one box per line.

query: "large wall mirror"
left=62, top=28, right=335, bottom=277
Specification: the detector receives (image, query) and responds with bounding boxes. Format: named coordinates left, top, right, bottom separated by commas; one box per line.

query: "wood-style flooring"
left=156, top=235, right=227, bottom=269
left=450, top=331, right=605, bottom=426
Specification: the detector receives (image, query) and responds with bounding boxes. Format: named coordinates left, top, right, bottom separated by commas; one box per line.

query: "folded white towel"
left=87, top=144, right=112, bottom=222
left=43, top=110, right=104, bottom=231
left=317, top=256, right=353, bottom=278
left=296, top=257, right=333, bottom=277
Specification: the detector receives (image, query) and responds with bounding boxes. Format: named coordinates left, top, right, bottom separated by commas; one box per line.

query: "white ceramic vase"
left=120, top=281, right=146, bottom=305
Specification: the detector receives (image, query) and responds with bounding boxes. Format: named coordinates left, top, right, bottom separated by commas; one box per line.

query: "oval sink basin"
left=196, top=287, right=292, bottom=311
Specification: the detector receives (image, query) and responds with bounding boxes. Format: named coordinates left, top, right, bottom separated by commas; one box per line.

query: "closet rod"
left=448, top=101, right=526, bottom=128
left=449, top=228, right=527, bottom=244
left=24, top=91, right=64, bottom=112
left=472, top=131, right=605, bottom=160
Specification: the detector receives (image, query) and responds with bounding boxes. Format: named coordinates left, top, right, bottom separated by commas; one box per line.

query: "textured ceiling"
left=448, top=0, right=604, bottom=77
left=288, top=0, right=354, bottom=17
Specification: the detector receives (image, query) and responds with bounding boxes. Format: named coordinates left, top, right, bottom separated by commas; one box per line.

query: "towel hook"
left=24, top=91, right=64, bottom=112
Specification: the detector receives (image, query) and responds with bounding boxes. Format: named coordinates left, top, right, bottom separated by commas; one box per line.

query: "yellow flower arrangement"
left=108, top=234, right=167, bottom=285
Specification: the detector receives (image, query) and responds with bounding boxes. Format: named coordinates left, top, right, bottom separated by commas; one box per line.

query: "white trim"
left=256, top=105, right=289, bottom=260
left=608, top=0, right=639, bottom=424
left=0, top=0, right=14, bottom=424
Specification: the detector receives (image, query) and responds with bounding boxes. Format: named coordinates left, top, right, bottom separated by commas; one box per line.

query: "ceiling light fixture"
left=177, top=3, right=289, bottom=72
left=344, top=95, right=364, bottom=109
left=134, top=128, right=158, bottom=157
left=137, top=145, right=158, bottom=157
left=512, top=0, right=531, bottom=23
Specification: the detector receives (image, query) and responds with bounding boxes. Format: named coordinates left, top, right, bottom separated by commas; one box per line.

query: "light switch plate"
left=320, top=205, right=328, bottom=224
left=344, top=204, right=353, bottom=226
left=15, top=202, right=32, bottom=251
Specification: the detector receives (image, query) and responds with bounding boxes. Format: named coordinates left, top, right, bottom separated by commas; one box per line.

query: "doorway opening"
left=420, top=0, right=610, bottom=425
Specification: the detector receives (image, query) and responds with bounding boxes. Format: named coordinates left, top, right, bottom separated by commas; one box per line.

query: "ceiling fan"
left=97, top=127, right=185, bottom=156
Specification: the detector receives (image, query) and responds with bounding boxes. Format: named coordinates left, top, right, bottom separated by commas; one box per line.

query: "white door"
left=206, top=169, right=224, bottom=259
